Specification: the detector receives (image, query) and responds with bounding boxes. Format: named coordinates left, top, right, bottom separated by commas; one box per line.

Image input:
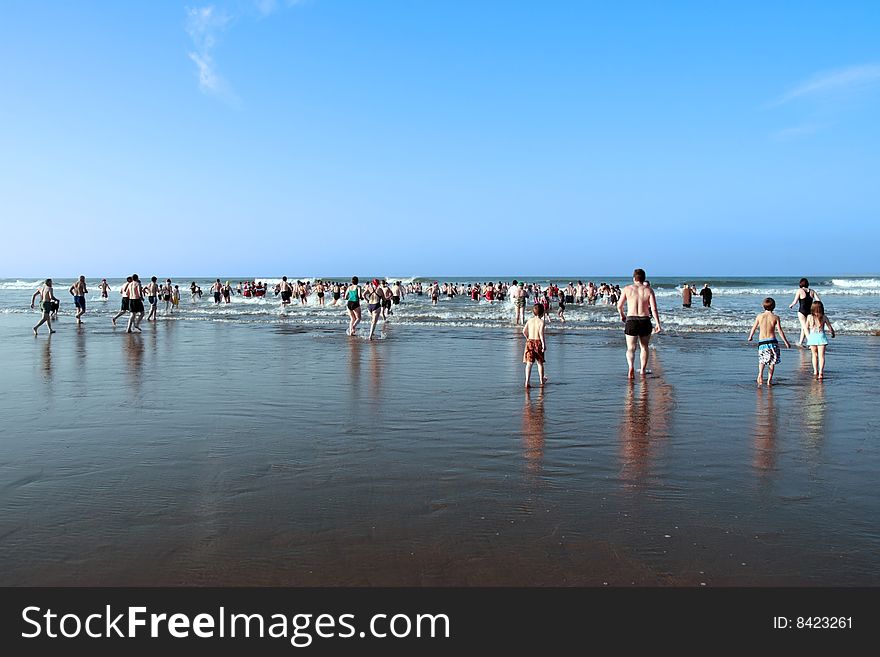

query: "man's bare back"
left=620, top=283, right=657, bottom=320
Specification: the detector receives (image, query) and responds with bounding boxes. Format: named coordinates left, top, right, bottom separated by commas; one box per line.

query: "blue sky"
left=1, top=0, right=878, bottom=277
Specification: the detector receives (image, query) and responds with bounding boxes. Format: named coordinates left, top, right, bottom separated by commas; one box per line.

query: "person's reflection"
left=801, top=377, right=826, bottom=455
left=124, top=333, right=144, bottom=393
left=41, top=334, right=53, bottom=383
left=752, top=386, right=777, bottom=476
left=618, top=349, right=673, bottom=488
left=522, top=387, right=545, bottom=480
left=368, top=339, right=383, bottom=407
left=74, top=324, right=87, bottom=373
left=619, top=380, right=652, bottom=485
left=348, top=337, right=362, bottom=397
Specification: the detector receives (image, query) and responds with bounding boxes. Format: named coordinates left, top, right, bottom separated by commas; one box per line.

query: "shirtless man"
left=112, top=276, right=133, bottom=326
left=429, top=281, right=440, bottom=305
left=99, top=279, right=110, bottom=298
left=681, top=283, right=696, bottom=308
left=586, top=281, right=598, bottom=305
left=69, top=275, right=88, bottom=325
left=126, top=274, right=145, bottom=333
left=391, top=281, right=404, bottom=308
left=315, top=280, right=326, bottom=306
left=31, top=279, right=59, bottom=335
left=511, top=280, right=527, bottom=325
left=279, top=276, right=293, bottom=307
left=144, top=276, right=160, bottom=321
left=211, top=279, right=223, bottom=305
left=617, top=268, right=662, bottom=379
left=380, top=280, right=393, bottom=319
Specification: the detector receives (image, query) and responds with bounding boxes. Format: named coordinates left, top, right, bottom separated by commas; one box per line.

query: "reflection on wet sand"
left=617, top=350, right=674, bottom=488
left=521, top=388, right=545, bottom=480
left=348, top=337, right=362, bottom=396
left=368, top=340, right=383, bottom=406
left=752, top=386, right=777, bottom=476
left=123, top=333, right=144, bottom=392
left=801, top=377, right=826, bottom=456
left=40, top=335, right=53, bottom=383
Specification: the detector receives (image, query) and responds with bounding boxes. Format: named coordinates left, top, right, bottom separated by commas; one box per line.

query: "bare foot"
left=818, top=374, right=824, bottom=380
left=756, top=378, right=763, bottom=386
left=628, top=367, right=635, bottom=380
left=767, top=379, right=774, bottom=386
left=542, top=376, right=549, bottom=384
left=112, top=318, right=117, bottom=326
left=33, top=327, right=38, bottom=336
left=49, top=329, right=56, bottom=334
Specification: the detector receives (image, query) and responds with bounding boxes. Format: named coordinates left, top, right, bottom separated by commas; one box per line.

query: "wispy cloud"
left=771, top=124, right=820, bottom=142
left=185, top=2, right=307, bottom=104
left=186, top=6, right=238, bottom=104
left=770, top=64, right=880, bottom=107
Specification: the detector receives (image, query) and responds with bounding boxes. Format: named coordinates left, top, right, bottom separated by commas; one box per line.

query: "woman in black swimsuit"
left=789, top=277, right=819, bottom=347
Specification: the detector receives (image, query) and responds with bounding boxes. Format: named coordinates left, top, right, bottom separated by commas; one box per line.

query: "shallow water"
left=0, top=312, right=878, bottom=585
left=3, top=275, right=880, bottom=335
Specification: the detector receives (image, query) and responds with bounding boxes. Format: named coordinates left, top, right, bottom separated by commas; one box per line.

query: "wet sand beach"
left=1, top=313, right=878, bottom=586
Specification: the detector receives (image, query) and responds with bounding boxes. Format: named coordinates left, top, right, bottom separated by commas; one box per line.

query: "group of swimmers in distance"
left=28, top=271, right=837, bottom=384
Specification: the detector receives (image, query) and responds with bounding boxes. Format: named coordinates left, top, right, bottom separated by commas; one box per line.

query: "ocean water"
left=2, top=275, right=880, bottom=335
left=0, top=299, right=878, bottom=585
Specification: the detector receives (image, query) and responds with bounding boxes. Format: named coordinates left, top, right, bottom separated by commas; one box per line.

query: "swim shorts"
left=758, top=339, right=781, bottom=365
left=523, top=339, right=544, bottom=364
left=121, top=297, right=130, bottom=311
left=281, top=291, right=292, bottom=302
left=129, top=299, right=145, bottom=314
left=392, top=296, right=400, bottom=305
left=40, top=300, right=51, bottom=313
left=347, top=301, right=360, bottom=311
left=74, top=295, right=86, bottom=310
left=624, top=316, right=653, bottom=337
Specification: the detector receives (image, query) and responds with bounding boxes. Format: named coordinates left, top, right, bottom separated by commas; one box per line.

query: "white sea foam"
left=830, top=278, right=880, bottom=289
left=0, top=279, right=45, bottom=290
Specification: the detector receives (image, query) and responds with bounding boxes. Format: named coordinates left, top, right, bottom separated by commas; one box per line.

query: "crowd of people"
left=28, top=272, right=836, bottom=384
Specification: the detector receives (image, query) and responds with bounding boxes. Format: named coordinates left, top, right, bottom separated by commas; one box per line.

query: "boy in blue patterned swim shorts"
left=747, top=297, right=791, bottom=386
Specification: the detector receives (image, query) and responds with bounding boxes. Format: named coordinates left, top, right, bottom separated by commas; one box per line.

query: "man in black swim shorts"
left=624, top=316, right=653, bottom=337
left=618, top=269, right=662, bottom=379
